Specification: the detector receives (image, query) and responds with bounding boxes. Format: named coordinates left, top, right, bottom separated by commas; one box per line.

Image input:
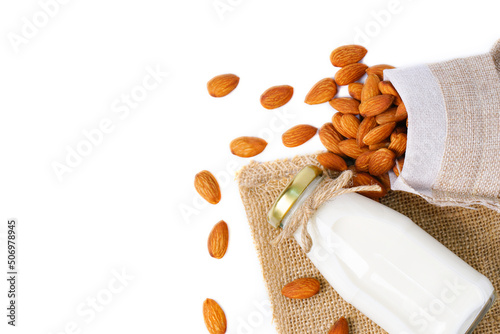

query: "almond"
left=366, top=64, right=395, bottom=80
left=329, top=97, right=360, bottom=114
left=347, top=165, right=357, bottom=172
left=359, top=95, right=394, bottom=117
left=388, top=133, right=407, bottom=157
left=281, top=277, right=320, bottom=299
left=395, top=103, right=407, bottom=119
left=338, top=139, right=369, bottom=159
left=369, top=148, right=396, bottom=176
left=377, top=172, right=392, bottom=190
left=352, top=172, right=387, bottom=199
left=379, top=81, right=402, bottom=105
left=391, top=126, right=408, bottom=136
left=305, top=78, right=337, bottom=105
left=369, top=140, right=390, bottom=150
left=319, top=123, right=345, bottom=156
left=335, top=63, right=368, bottom=86
left=260, top=85, right=294, bottom=109
left=328, top=317, right=349, bottom=334
left=348, top=83, right=363, bottom=100
left=230, top=136, right=267, bottom=157
left=361, top=74, right=381, bottom=102
left=356, top=116, right=377, bottom=148
left=194, top=170, right=221, bottom=205
left=317, top=152, right=347, bottom=172
left=203, top=299, right=227, bottom=334
left=375, top=107, right=405, bottom=124
left=390, top=130, right=397, bottom=141
left=208, top=220, right=229, bottom=259
left=330, top=45, right=367, bottom=67
left=393, top=157, right=405, bottom=176
left=355, top=150, right=375, bottom=172
left=363, top=122, right=396, bottom=145
left=340, top=114, right=360, bottom=139
left=331, top=112, right=345, bottom=135
left=207, top=74, right=240, bottom=98
left=282, top=124, right=317, bottom=147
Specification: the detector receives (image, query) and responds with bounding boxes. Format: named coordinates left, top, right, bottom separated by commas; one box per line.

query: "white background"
left=0, top=0, right=499, bottom=333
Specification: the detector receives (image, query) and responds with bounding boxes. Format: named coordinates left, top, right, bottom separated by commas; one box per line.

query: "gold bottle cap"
left=267, top=165, right=323, bottom=228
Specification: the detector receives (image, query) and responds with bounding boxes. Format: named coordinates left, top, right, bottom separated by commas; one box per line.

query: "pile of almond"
left=222, top=46, right=406, bottom=201
left=197, top=44, right=410, bottom=334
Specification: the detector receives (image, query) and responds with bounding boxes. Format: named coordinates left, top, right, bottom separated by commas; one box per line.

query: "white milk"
left=289, top=191, right=495, bottom=334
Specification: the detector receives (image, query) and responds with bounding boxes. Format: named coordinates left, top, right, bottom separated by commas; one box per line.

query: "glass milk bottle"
left=267, top=165, right=495, bottom=334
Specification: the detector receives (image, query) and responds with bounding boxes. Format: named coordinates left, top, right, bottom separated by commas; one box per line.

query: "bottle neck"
left=281, top=175, right=324, bottom=229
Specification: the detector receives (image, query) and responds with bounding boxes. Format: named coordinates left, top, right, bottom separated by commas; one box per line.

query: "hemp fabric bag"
left=236, top=155, right=500, bottom=333
left=386, top=39, right=500, bottom=210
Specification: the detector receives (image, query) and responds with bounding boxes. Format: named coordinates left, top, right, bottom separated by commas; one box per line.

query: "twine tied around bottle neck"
left=271, top=169, right=381, bottom=253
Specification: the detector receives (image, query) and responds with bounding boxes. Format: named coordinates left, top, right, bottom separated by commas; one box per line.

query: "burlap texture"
left=236, top=155, right=500, bottom=333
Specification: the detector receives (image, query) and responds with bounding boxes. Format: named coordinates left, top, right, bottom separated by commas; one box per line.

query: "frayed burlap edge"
left=236, top=155, right=500, bottom=334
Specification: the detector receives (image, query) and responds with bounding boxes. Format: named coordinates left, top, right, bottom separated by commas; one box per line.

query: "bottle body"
left=293, top=192, right=495, bottom=334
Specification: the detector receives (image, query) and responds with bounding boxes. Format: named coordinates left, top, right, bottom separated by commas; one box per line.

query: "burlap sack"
left=236, top=155, right=500, bottom=333
left=386, top=39, right=500, bottom=211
